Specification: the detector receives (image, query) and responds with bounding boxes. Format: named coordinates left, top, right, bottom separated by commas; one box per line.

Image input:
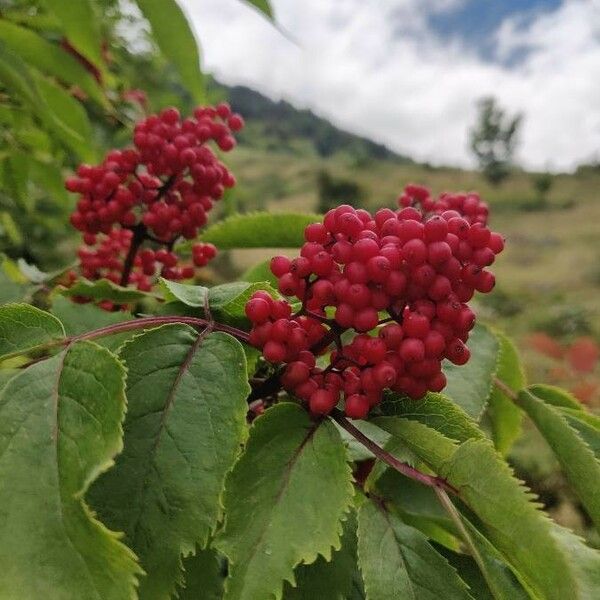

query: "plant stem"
left=75, top=315, right=249, bottom=344
left=329, top=408, right=458, bottom=495
left=120, top=223, right=146, bottom=287
left=493, top=376, right=518, bottom=401
left=1, top=316, right=250, bottom=364
left=434, top=487, right=496, bottom=594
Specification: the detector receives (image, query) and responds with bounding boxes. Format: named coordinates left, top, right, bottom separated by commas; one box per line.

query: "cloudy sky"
left=180, top=0, right=600, bottom=171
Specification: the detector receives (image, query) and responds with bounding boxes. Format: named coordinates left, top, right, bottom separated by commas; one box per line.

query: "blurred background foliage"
left=0, top=0, right=599, bottom=538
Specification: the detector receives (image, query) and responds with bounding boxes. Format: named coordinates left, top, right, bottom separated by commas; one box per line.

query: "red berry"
left=400, top=338, right=425, bottom=363
left=310, top=389, right=337, bottom=415
left=245, top=298, right=271, bottom=323
left=373, top=362, right=397, bottom=388
left=263, top=340, right=287, bottom=363
left=424, top=216, right=448, bottom=242
left=345, top=394, right=370, bottom=419
left=354, top=308, right=379, bottom=332
left=446, top=338, right=470, bottom=365
left=270, top=255, right=291, bottom=277
left=380, top=324, right=404, bottom=349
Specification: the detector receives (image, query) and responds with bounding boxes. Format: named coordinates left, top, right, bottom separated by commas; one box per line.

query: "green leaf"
left=60, top=278, right=151, bottom=303
left=517, top=389, right=600, bottom=531
left=208, top=282, right=279, bottom=322
left=0, top=42, right=40, bottom=107
left=487, top=331, right=525, bottom=454
left=0, top=210, right=22, bottom=245
left=215, top=402, right=354, bottom=600
left=196, top=212, right=321, bottom=250
left=90, top=326, right=250, bottom=600
left=439, top=439, right=600, bottom=599
left=0, top=44, right=96, bottom=161
left=380, top=392, right=484, bottom=443
left=29, top=157, right=70, bottom=204
left=0, top=20, right=106, bottom=107
left=357, top=499, right=472, bottom=600
left=135, top=0, right=205, bottom=103
left=51, top=296, right=133, bottom=352
left=283, top=511, right=360, bottom=600
left=373, top=418, right=458, bottom=468
left=437, top=518, right=530, bottom=600
left=160, top=279, right=280, bottom=325
left=372, top=471, right=460, bottom=551
left=241, top=258, right=279, bottom=287
left=0, top=256, right=28, bottom=304
left=35, top=73, right=96, bottom=161
left=0, top=341, right=141, bottom=599
left=527, top=383, right=582, bottom=409
left=177, top=546, right=225, bottom=600
left=559, top=408, right=600, bottom=459
left=4, top=152, right=30, bottom=210
left=241, top=0, right=275, bottom=19
left=443, top=323, right=499, bottom=420
left=43, top=0, right=103, bottom=73
left=0, top=303, right=64, bottom=361
left=338, top=418, right=392, bottom=462
left=0, top=368, right=19, bottom=390
left=364, top=436, right=415, bottom=492
left=159, top=278, right=208, bottom=307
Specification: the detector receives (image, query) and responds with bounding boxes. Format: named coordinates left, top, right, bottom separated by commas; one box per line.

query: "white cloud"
left=180, top=0, right=600, bottom=171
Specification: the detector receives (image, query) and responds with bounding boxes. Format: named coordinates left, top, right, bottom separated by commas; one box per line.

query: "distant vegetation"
left=221, top=83, right=412, bottom=163
left=469, top=96, right=522, bottom=186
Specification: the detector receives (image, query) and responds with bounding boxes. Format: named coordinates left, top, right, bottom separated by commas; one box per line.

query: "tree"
left=316, top=169, right=364, bottom=213
left=532, top=171, right=554, bottom=206
left=470, top=96, right=522, bottom=186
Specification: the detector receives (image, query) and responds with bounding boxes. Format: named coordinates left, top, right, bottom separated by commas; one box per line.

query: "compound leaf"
left=357, top=499, right=472, bottom=600
left=517, top=389, right=600, bottom=531
left=439, top=439, right=600, bottom=599
left=215, top=402, right=354, bottom=600
left=90, top=326, right=249, bottom=600
left=0, top=20, right=106, bottom=106
left=0, top=341, right=141, bottom=599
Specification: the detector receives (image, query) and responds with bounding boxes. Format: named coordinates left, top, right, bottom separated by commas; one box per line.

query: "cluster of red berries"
left=245, top=184, right=504, bottom=420
left=66, top=103, right=243, bottom=295
left=399, top=184, right=489, bottom=225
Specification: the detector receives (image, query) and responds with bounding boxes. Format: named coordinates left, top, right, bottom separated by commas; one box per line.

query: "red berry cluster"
left=246, top=184, right=504, bottom=419
left=66, top=103, right=243, bottom=294
left=399, top=184, right=489, bottom=225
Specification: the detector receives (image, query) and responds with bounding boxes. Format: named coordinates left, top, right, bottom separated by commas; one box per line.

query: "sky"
left=179, top=0, right=600, bottom=171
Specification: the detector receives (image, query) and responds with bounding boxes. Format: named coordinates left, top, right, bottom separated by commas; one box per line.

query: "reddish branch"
left=329, top=407, right=459, bottom=495
left=7, top=312, right=523, bottom=498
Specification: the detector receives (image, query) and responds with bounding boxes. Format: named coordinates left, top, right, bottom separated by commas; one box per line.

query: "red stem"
left=330, top=407, right=459, bottom=495
left=73, top=315, right=249, bottom=344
